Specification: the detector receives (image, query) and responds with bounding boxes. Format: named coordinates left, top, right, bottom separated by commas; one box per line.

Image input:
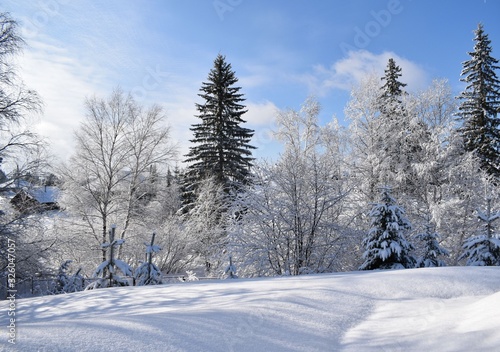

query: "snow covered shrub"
left=184, top=270, right=199, bottom=281
left=359, top=187, right=415, bottom=270
left=50, top=260, right=84, bottom=294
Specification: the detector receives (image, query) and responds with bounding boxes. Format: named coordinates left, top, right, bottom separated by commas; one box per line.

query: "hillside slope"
left=2, top=267, right=500, bottom=351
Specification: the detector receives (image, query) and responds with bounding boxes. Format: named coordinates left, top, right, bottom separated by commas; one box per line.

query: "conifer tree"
left=134, top=233, right=163, bottom=285
left=86, top=225, right=133, bottom=289
left=359, top=186, right=415, bottom=270
left=185, top=54, right=255, bottom=198
left=378, top=58, right=407, bottom=113
left=416, top=222, right=449, bottom=268
left=460, top=198, right=500, bottom=266
left=376, top=59, right=416, bottom=191
left=457, top=23, right=500, bottom=180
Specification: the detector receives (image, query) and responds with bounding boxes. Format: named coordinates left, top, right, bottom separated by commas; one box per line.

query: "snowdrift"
left=2, top=267, right=500, bottom=351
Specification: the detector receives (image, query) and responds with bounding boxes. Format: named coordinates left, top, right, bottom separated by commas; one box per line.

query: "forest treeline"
left=1, top=11, right=499, bottom=292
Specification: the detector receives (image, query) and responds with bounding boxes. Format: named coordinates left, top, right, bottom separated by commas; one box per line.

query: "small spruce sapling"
left=460, top=198, right=500, bottom=266
left=86, top=225, right=133, bottom=289
left=223, top=255, right=237, bottom=279
left=416, top=221, right=449, bottom=267
left=134, top=233, right=163, bottom=286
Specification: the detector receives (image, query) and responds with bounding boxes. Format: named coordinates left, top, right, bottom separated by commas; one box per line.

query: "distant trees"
left=346, top=59, right=496, bottom=269
left=10, top=22, right=500, bottom=286
left=457, top=23, right=500, bottom=181
left=184, top=54, right=255, bottom=199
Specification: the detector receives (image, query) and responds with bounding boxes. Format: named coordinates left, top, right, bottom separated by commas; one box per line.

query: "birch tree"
left=60, top=89, right=175, bottom=266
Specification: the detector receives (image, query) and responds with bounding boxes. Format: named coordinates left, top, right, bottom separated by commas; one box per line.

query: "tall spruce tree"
left=185, top=54, right=255, bottom=198
left=457, top=23, right=500, bottom=180
left=376, top=59, right=413, bottom=192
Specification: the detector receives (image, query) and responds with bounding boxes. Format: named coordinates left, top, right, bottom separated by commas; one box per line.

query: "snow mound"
left=1, top=267, right=499, bottom=351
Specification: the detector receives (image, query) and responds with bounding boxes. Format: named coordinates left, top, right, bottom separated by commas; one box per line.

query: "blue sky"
left=4, top=0, right=500, bottom=163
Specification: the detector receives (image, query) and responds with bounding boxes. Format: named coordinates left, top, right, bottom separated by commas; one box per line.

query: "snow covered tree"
left=346, top=74, right=385, bottom=202
left=134, top=233, right=163, bottom=285
left=50, top=260, right=84, bottom=294
left=378, top=58, right=407, bottom=110
left=347, top=62, right=421, bottom=204
left=460, top=197, right=500, bottom=266
left=376, top=58, right=419, bottom=193
left=457, top=23, right=500, bottom=180
left=359, top=187, right=415, bottom=270
left=227, top=98, right=352, bottom=276
left=415, top=222, right=449, bottom=268
left=184, top=54, right=255, bottom=199
left=184, top=177, right=228, bottom=275
left=60, top=88, right=175, bottom=264
left=86, top=225, right=133, bottom=289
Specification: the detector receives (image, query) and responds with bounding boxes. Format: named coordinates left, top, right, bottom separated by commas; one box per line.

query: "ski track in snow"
left=1, top=267, right=499, bottom=352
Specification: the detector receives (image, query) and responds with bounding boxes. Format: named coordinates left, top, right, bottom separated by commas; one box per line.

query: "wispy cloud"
left=299, top=50, right=429, bottom=95
left=17, top=39, right=109, bottom=161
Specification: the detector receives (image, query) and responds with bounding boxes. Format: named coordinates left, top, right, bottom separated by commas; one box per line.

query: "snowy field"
left=2, top=267, right=500, bottom=352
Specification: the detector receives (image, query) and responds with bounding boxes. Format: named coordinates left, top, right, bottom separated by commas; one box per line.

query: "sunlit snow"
left=2, top=267, right=499, bottom=351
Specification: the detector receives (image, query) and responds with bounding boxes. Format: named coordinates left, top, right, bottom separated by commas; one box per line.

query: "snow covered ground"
left=2, top=267, right=500, bottom=351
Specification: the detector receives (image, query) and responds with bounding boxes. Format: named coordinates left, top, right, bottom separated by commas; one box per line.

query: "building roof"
left=28, top=186, right=60, bottom=204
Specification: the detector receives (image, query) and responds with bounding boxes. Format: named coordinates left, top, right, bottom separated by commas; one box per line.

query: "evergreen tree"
left=376, top=59, right=416, bottom=192
left=359, top=187, right=415, bottom=270
left=378, top=58, right=407, bottom=112
left=460, top=198, right=500, bottom=266
left=415, top=222, right=449, bottom=268
left=223, top=255, right=238, bottom=279
left=185, top=54, right=255, bottom=197
left=457, top=23, right=500, bottom=180
left=134, top=233, right=163, bottom=285
left=86, top=225, right=133, bottom=289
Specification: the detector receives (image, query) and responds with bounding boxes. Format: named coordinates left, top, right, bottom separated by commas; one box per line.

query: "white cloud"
left=17, top=39, right=108, bottom=162
left=300, top=50, right=429, bottom=94
left=245, top=100, right=278, bottom=126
